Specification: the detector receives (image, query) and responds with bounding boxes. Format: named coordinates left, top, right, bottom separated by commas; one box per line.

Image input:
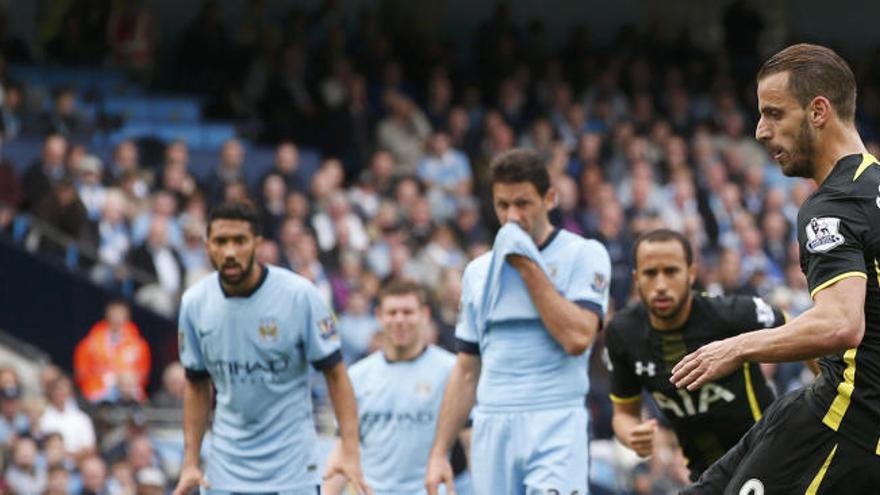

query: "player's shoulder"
left=807, top=154, right=880, bottom=207
left=556, top=230, right=607, bottom=252
left=697, top=291, right=744, bottom=310
left=462, top=251, right=492, bottom=279
left=264, top=265, right=320, bottom=296
left=425, top=344, right=456, bottom=368
left=348, top=350, right=385, bottom=379
left=606, top=303, right=648, bottom=339
left=181, top=272, right=220, bottom=307
left=840, top=152, right=880, bottom=190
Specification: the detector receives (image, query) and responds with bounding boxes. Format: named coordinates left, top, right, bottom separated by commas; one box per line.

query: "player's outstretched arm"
left=173, top=377, right=212, bottom=495
left=323, top=362, right=372, bottom=495
left=611, top=399, right=657, bottom=458
left=506, top=254, right=600, bottom=354
left=426, top=353, right=480, bottom=495
left=672, top=276, right=865, bottom=390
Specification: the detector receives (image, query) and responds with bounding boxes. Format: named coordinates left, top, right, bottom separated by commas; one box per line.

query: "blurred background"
left=0, top=0, right=879, bottom=493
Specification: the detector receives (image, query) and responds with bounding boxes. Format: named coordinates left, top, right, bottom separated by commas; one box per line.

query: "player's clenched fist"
left=172, top=465, right=209, bottom=495
left=425, top=453, right=457, bottom=495
left=626, top=418, right=658, bottom=457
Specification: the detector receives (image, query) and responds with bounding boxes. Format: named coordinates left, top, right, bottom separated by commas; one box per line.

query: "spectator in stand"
left=73, top=299, right=151, bottom=404
left=126, top=434, right=162, bottom=478
left=21, top=133, right=68, bottom=211
left=151, top=362, right=185, bottom=409
left=257, top=172, right=287, bottom=242
left=204, top=138, right=247, bottom=204
left=131, top=189, right=183, bottom=249
left=377, top=89, right=432, bottom=174
left=80, top=455, right=108, bottom=495
left=39, top=375, right=96, bottom=461
left=179, top=217, right=211, bottom=286
left=128, top=215, right=185, bottom=315
left=0, top=81, right=23, bottom=141
left=0, top=380, right=31, bottom=448
left=90, top=189, right=131, bottom=286
left=34, top=177, right=92, bottom=257
left=135, top=466, right=166, bottom=495
left=337, top=289, right=380, bottom=364
left=74, top=154, right=107, bottom=222
left=40, top=87, right=91, bottom=139
left=259, top=141, right=304, bottom=194
left=0, top=371, right=29, bottom=448
left=311, top=190, right=369, bottom=253
left=106, top=140, right=149, bottom=196
left=45, top=465, right=70, bottom=495
left=417, top=130, right=473, bottom=221
left=5, top=436, right=46, bottom=494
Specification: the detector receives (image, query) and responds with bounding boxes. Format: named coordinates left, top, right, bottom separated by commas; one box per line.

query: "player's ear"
left=809, top=96, right=832, bottom=128
left=687, top=263, right=698, bottom=286
left=544, top=186, right=557, bottom=209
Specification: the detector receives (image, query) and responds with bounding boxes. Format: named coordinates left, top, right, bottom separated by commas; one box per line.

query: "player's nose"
left=755, top=117, right=771, bottom=141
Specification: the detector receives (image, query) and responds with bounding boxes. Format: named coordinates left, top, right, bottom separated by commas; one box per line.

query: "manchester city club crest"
left=805, top=217, right=845, bottom=253
left=258, top=319, right=279, bottom=342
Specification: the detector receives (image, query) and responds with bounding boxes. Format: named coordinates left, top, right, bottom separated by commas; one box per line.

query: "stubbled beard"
left=782, top=118, right=816, bottom=178
left=214, top=252, right=255, bottom=285
left=642, top=286, right=691, bottom=322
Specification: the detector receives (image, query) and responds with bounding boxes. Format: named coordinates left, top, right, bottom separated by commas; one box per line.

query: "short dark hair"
left=632, top=228, right=693, bottom=267
left=207, top=201, right=261, bottom=237
left=489, top=148, right=551, bottom=195
left=377, top=279, right=427, bottom=307
left=106, top=298, right=129, bottom=310
left=757, top=43, right=857, bottom=122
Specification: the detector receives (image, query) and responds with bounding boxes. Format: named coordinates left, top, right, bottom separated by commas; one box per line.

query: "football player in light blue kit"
left=324, top=280, right=469, bottom=495
left=426, top=149, right=611, bottom=495
left=172, top=202, right=371, bottom=495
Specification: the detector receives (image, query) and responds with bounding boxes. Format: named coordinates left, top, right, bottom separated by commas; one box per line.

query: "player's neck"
left=221, top=263, right=264, bottom=297
left=532, top=220, right=554, bottom=248
left=649, top=294, right=694, bottom=331
left=813, top=125, right=868, bottom=185
left=384, top=342, right=427, bottom=362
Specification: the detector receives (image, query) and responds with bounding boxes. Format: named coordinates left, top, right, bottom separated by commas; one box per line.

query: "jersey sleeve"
left=604, top=320, right=642, bottom=404
left=178, top=297, right=208, bottom=380
left=454, top=263, right=480, bottom=355
left=302, top=283, right=343, bottom=371
left=798, top=196, right=869, bottom=299
left=726, top=295, right=786, bottom=335
left=567, top=239, right=612, bottom=323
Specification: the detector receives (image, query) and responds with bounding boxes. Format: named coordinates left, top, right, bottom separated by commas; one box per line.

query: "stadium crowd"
left=1, top=1, right=879, bottom=493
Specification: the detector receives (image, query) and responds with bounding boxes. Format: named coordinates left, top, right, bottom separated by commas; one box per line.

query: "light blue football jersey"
left=348, top=345, right=456, bottom=495
left=179, top=265, right=341, bottom=492
left=455, top=228, right=611, bottom=412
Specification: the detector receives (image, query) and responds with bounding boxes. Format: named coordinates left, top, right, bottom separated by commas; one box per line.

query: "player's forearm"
left=182, top=378, right=212, bottom=467
left=612, top=411, right=642, bottom=448
left=324, top=363, right=361, bottom=453
left=430, top=356, right=479, bottom=457
left=738, top=305, right=864, bottom=363
left=515, top=260, right=598, bottom=354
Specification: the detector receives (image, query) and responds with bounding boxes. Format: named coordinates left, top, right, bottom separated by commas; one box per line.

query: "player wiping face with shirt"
left=426, top=149, right=611, bottom=495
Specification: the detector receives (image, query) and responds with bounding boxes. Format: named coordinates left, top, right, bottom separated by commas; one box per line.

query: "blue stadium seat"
left=103, top=96, right=202, bottom=123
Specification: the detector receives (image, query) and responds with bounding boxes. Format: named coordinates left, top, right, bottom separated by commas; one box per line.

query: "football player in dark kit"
left=674, top=43, right=880, bottom=493
left=605, top=229, right=786, bottom=481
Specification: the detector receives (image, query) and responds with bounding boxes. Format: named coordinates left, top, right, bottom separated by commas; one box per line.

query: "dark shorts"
left=682, top=388, right=880, bottom=494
